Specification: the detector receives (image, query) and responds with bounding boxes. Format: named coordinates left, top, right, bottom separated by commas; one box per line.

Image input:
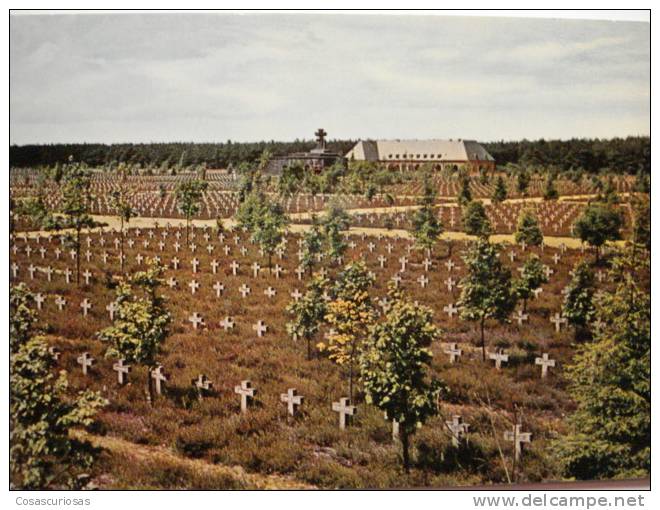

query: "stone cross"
left=64, top=268, right=72, bottom=284
left=552, top=253, right=561, bottom=265
left=11, top=262, right=19, bottom=278
left=417, top=275, right=429, bottom=288
left=446, top=415, right=470, bottom=447
left=535, top=353, right=556, bottom=378
left=28, top=264, right=36, bottom=279
left=80, top=299, right=92, bottom=317
left=151, top=365, right=168, bottom=395
left=235, top=380, right=256, bottom=413
left=44, top=266, right=54, bottom=281
left=192, top=374, right=214, bottom=399
left=280, top=388, right=304, bottom=417
left=489, top=348, right=509, bottom=370
left=188, top=312, right=205, bottom=330
left=252, top=320, right=268, bottom=337
left=264, top=287, right=276, bottom=299
left=445, top=260, right=456, bottom=272
left=332, top=397, right=356, bottom=430
left=399, top=256, right=408, bottom=272
left=191, top=258, right=200, bottom=273
left=443, top=303, right=459, bottom=318
left=514, top=310, right=529, bottom=326
left=251, top=262, right=261, bottom=278
left=55, top=296, right=67, bottom=311
left=112, top=358, right=131, bottom=385
left=171, top=257, right=180, bottom=270
left=550, top=312, right=567, bottom=332
left=230, top=260, right=240, bottom=276
left=504, top=423, right=532, bottom=462
left=443, top=342, right=462, bottom=364
left=212, top=281, right=225, bottom=297
left=290, top=289, right=302, bottom=301
left=378, top=255, right=387, bottom=268
left=188, top=279, right=200, bottom=295
left=77, top=351, right=95, bottom=375
left=532, top=287, right=543, bottom=299
left=219, top=316, right=235, bottom=331
left=106, top=301, right=118, bottom=320
left=34, top=293, right=45, bottom=310
left=422, top=258, right=432, bottom=271
left=211, top=260, right=219, bottom=274
left=239, top=283, right=251, bottom=298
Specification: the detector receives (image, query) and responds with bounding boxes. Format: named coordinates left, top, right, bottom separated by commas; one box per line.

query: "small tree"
left=555, top=258, right=649, bottom=479
left=286, top=274, right=329, bottom=359
left=562, top=261, right=596, bottom=340
left=458, top=239, right=517, bottom=361
left=300, top=216, right=324, bottom=275
left=174, top=179, right=208, bottom=244
left=514, top=208, right=544, bottom=247
left=97, top=261, right=171, bottom=404
left=462, top=201, right=492, bottom=238
left=516, top=171, right=530, bottom=196
left=514, top=255, right=548, bottom=313
left=572, top=203, right=623, bottom=263
left=492, top=176, right=508, bottom=203
left=411, top=176, right=443, bottom=255
left=108, top=164, right=135, bottom=273
left=322, top=203, right=350, bottom=265
left=458, top=175, right=472, bottom=205
left=543, top=175, right=559, bottom=200
left=320, top=262, right=376, bottom=401
left=361, top=284, right=444, bottom=472
left=10, top=284, right=106, bottom=489
left=42, top=161, right=97, bottom=286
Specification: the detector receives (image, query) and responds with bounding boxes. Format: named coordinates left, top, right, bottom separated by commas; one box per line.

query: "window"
left=423, top=154, right=427, bottom=158
left=416, top=154, right=420, bottom=159
left=395, top=154, right=399, bottom=159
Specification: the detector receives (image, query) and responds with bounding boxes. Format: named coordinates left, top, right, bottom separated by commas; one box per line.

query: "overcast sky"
left=10, top=13, right=650, bottom=145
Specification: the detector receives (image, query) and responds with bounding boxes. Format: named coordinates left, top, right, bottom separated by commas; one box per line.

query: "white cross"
left=191, top=258, right=200, bottom=273
left=151, top=365, right=168, bottom=395
left=106, top=301, right=118, bottom=320
left=235, top=380, right=256, bottom=412
left=399, top=256, right=408, bottom=272
left=10, top=263, right=18, bottom=278
left=77, top=352, right=95, bottom=375
left=188, top=312, right=205, bottom=330
left=239, top=283, right=251, bottom=298
left=34, top=293, right=45, bottom=310
left=550, top=312, right=567, bottom=332
left=443, top=303, right=459, bottom=318
left=489, top=349, right=509, bottom=370
left=264, top=287, right=276, bottom=298
left=82, top=269, right=92, bottom=285
left=80, top=299, right=92, bottom=316
left=280, top=388, right=304, bottom=417
left=422, top=258, right=432, bottom=271
left=188, top=279, right=200, bottom=295
left=171, top=257, right=180, bottom=270
left=290, top=289, right=303, bottom=301
left=212, top=281, right=225, bottom=297
left=504, top=424, right=532, bottom=462
left=55, top=296, right=67, bottom=311
left=514, top=310, right=529, bottom=326
left=444, top=342, right=462, bottom=363
left=378, top=255, right=387, bottom=268
left=252, top=320, right=268, bottom=337
left=219, top=316, right=235, bottom=331
left=446, top=415, right=469, bottom=447
left=417, top=275, right=429, bottom=288
left=445, top=260, right=456, bottom=271
left=252, top=262, right=261, bottom=278
left=210, top=259, right=219, bottom=274
left=230, top=261, right=240, bottom=276
left=535, top=353, right=556, bottom=378
left=113, top=358, right=131, bottom=385
left=332, top=397, right=356, bottom=430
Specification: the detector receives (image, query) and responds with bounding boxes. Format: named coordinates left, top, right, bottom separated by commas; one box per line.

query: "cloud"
left=9, top=13, right=649, bottom=144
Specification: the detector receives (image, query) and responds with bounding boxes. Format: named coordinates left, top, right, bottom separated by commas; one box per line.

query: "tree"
left=108, top=164, right=135, bottom=273
left=458, top=175, right=472, bottom=205
left=174, top=179, right=208, bottom=244
left=514, top=255, right=548, bottom=313
left=555, top=256, right=649, bottom=479
left=514, top=208, right=544, bottom=247
left=10, top=284, right=106, bottom=489
left=562, top=261, right=596, bottom=340
left=322, top=203, right=350, bottom=265
left=361, top=284, right=444, bottom=472
left=97, top=260, right=171, bottom=405
left=300, top=216, right=324, bottom=275
left=235, top=191, right=289, bottom=270
left=630, top=196, right=650, bottom=253
left=572, top=203, right=623, bottom=263
left=462, top=201, right=492, bottom=238
left=319, top=262, right=376, bottom=401
left=411, top=177, right=443, bottom=255
left=492, top=176, right=508, bottom=203
left=278, top=162, right=304, bottom=198
left=458, top=239, right=517, bottom=361
left=543, top=175, right=558, bottom=200
left=286, top=274, right=329, bottom=359
left=42, top=160, right=98, bottom=286
left=13, top=196, right=48, bottom=237
left=516, top=171, right=530, bottom=196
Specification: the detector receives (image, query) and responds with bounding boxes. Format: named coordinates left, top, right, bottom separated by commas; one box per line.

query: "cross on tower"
left=314, top=128, right=327, bottom=149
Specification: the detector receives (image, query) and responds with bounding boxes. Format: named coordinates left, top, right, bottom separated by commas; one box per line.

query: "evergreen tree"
left=322, top=203, right=350, bottom=265
left=516, top=171, right=530, bottom=196
left=10, top=284, right=106, bottom=489
left=411, top=177, right=443, bottom=255
left=458, top=239, right=517, bottom=360
left=300, top=216, right=324, bottom=275
left=458, top=175, right=472, bottom=205
left=320, top=262, right=376, bottom=401
left=462, top=201, right=492, bottom=238
left=361, top=284, right=445, bottom=472
left=97, top=261, right=171, bottom=404
left=514, top=255, right=548, bottom=313
left=492, top=176, right=508, bottom=203
left=286, top=274, right=329, bottom=359
left=543, top=175, right=559, bottom=200
left=514, top=208, right=544, bottom=247
left=573, top=203, right=623, bottom=263
left=556, top=254, right=650, bottom=479
left=562, top=261, right=596, bottom=339
left=108, top=164, right=135, bottom=273
left=174, top=179, right=208, bottom=244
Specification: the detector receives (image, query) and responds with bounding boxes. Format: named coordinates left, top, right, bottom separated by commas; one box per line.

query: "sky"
left=9, top=13, right=650, bottom=145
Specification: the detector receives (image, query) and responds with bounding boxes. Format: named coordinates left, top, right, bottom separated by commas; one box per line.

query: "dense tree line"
left=9, top=139, right=357, bottom=169
left=10, top=136, right=649, bottom=175
left=483, top=137, right=650, bottom=174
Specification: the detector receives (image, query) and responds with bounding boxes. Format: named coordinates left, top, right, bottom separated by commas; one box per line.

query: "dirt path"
left=74, top=430, right=312, bottom=489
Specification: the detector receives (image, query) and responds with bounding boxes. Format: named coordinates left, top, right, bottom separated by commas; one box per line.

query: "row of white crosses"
left=443, top=343, right=557, bottom=378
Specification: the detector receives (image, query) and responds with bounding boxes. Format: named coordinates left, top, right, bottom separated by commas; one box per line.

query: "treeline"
left=9, top=139, right=357, bottom=169
left=10, top=136, right=650, bottom=175
left=483, top=137, right=650, bottom=174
